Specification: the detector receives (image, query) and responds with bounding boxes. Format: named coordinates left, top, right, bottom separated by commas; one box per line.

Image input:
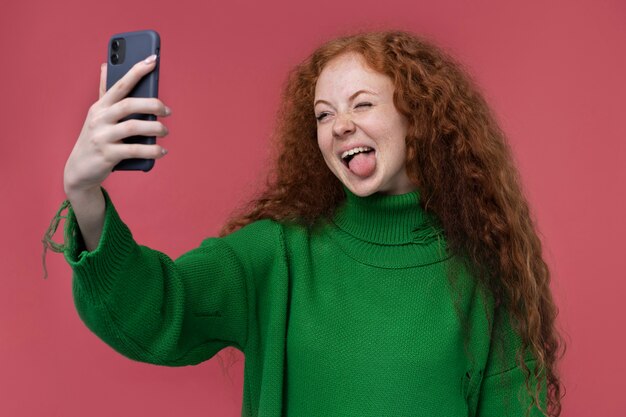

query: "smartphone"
left=106, top=30, right=161, bottom=172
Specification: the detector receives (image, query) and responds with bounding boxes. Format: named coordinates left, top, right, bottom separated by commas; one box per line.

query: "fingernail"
left=161, top=148, right=168, bottom=155
left=144, top=54, right=157, bottom=64
left=164, top=106, right=171, bottom=115
left=101, top=63, right=106, bottom=70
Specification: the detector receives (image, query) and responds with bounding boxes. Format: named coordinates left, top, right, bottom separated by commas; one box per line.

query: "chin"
left=342, top=179, right=382, bottom=197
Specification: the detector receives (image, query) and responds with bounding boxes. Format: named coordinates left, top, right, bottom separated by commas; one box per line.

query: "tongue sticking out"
left=348, top=151, right=376, bottom=177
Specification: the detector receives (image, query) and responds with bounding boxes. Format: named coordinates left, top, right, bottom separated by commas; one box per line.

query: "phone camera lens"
left=112, top=40, right=120, bottom=51
left=111, top=53, right=119, bottom=64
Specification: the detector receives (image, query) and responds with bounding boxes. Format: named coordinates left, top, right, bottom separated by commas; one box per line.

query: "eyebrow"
left=314, top=89, right=377, bottom=107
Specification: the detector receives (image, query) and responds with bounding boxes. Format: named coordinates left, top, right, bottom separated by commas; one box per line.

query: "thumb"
left=99, top=63, right=107, bottom=99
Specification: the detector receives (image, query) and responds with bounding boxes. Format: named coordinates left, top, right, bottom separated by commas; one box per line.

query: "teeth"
left=341, top=146, right=372, bottom=160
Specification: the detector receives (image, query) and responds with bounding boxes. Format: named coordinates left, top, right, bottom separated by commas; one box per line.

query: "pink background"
left=2, top=0, right=624, bottom=415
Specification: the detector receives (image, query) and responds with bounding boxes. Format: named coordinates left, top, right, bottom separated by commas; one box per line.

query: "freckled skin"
left=314, top=53, right=417, bottom=197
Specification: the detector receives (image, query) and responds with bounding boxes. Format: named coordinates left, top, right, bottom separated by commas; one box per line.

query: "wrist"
left=64, top=184, right=103, bottom=205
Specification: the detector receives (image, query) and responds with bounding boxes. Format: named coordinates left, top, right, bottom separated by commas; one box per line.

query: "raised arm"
left=65, top=189, right=251, bottom=365
left=58, top=58, right=257, bottom=364
left=63, top=56, right=170, bottom=251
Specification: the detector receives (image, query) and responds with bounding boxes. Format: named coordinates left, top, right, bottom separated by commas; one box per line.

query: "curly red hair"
left=221, top=30, right=565, bottom=416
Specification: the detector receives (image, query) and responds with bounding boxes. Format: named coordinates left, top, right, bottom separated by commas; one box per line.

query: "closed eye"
left=316, top=103, right=371, bottom=122
left=316, top=112, right=330, bottom=122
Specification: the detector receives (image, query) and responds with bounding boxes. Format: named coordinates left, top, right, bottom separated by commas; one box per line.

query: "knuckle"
left=88, top=110, right=107, bottom=129
left=114, top=79, right=128, bottom=93
left=88, top=102, right=99, bottom=114
left=86, top=115, right=99, bottom=131
left=129, top=143, right=146, bottom=156
left=89, top=131, right=103, bottom=146
left=124, top=119, right=140, bottom=135
left=94, top=142, right=109, bottom=161
left=119, top=98, right=130, bottom=113
left=87, top=102, right=103, bottom=120
left=88, top=135, right=99, bottom=148
left=151, top=99, right=162, bottom=112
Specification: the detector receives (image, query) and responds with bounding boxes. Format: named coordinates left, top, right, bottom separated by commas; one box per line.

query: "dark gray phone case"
left=106, top=30, right=160, bottom=172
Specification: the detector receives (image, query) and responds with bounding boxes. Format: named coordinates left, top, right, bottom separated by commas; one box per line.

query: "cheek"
left=316, top=133, right=325, bottom=154
left=387, top=115, right=409, bottom=153
left=365, top=113, right=399, bottom=139
left=380, top=127, right=408, bottom=167
left=316, top=129, right=332, bottom=156
left=316, top=138, right=340, bottom=176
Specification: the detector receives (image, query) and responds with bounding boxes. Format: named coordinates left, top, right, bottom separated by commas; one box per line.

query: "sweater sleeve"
left=474, top=309, right=548, bottom=417
left=63, top=188, right=250, bottom=366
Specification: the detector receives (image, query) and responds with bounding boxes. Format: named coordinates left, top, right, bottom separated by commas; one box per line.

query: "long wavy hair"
left=220, top=30, right=565, bottom=416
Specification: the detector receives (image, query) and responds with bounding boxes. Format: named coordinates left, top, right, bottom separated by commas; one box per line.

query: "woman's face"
left=314, top=53, right=416, bottom=197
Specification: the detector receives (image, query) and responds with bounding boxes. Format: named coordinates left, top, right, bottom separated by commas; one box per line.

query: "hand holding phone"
left=63, top=31, right=170, bottom=197
left=107, top=30, right=161, bottom=171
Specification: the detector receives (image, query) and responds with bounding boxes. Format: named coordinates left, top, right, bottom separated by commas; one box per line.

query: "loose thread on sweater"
left=41, top=200, right=71, bottom=279
left=412, top=219, right=445, bottom=245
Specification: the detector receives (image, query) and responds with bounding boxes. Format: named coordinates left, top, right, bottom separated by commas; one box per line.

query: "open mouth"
left=341, top=146, right=375, bottom=167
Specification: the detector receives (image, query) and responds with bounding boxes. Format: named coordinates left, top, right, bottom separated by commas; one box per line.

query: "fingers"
left=109, top=143, right=168, bottom=162
left=100, top=54, right=157, bottom=107
left=108, top=119, right=169, bottom=142
left=104, top=97, right=171, bottom=123
left=99, top=63, right=107, bottom=99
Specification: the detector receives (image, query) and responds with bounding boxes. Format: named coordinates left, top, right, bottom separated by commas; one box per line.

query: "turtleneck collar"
left=332, top=186, right=442, bottom=245
left=321, top=186, right=450, bottom=268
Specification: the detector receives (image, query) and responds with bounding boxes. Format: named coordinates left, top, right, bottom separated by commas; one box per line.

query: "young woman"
left=45, top=30, right=564, bottom=416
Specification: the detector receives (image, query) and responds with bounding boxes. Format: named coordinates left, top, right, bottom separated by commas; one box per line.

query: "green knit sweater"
left=60, top=187, right=546, bottom=417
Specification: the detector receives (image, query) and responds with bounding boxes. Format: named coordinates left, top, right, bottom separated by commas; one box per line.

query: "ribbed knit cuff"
left=64, top=187, right=136, bottom=304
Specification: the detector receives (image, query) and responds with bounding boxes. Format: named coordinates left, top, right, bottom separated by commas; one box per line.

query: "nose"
left=332, top=112, right=356, bottom=138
